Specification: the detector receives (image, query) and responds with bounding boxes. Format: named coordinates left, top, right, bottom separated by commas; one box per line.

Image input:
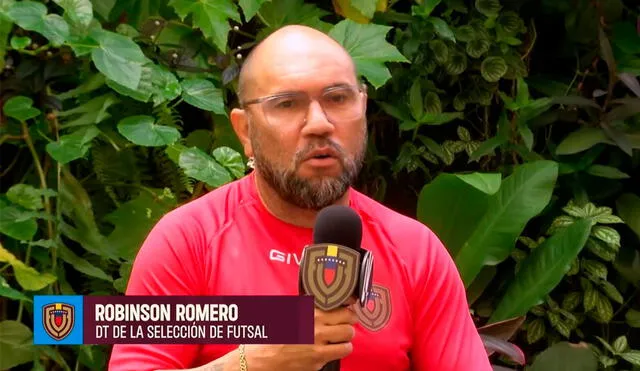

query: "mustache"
left=294, top=140, right=346, bottom=165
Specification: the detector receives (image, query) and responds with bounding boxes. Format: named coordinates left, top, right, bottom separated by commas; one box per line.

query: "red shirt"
left=108, top=172, right=491, bottom=370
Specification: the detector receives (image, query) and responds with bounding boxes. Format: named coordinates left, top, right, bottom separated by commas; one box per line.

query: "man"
left=108, top=25, right=491, bottom=371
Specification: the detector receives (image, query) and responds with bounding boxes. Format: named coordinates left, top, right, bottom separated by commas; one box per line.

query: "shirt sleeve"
left=108, top=210, right=207, bottom=371
left=410, top=229, right=492, bottom=371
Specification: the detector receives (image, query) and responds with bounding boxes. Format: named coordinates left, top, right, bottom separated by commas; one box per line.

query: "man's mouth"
left=312, top=154, right=332, bottom=159
left=305, top=148, right=339, bottom=161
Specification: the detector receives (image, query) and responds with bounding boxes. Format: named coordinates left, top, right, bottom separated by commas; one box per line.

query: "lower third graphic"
left=34, top=295, right=83, bottom=344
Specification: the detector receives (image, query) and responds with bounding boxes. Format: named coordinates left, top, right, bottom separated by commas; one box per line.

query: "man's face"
left=243, top=37, right=368, bottom=210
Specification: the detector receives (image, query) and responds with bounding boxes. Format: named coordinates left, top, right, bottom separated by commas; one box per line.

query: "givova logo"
left=34, top=295, right=83, bottom=344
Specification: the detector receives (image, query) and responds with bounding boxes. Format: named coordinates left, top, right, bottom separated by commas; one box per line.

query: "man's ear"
left=230, top=108, right=253, bottom=158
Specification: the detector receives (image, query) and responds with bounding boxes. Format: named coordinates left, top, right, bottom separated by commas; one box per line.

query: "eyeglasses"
left=241, top=84, right=367, bottom=127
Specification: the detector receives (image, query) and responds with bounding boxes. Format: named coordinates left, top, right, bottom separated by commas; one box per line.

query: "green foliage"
left=1, top=0, right=638, bottom=369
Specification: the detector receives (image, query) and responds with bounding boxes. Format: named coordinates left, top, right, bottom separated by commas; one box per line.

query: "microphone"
left=298, top=205, right=374, bottom=371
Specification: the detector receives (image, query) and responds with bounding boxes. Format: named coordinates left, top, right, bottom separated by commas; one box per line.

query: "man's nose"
left=301, top=100, right=335, bottom=137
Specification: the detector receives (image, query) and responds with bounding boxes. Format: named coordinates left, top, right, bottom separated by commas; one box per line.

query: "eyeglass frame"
left=238, top=83, right=368, bottom=124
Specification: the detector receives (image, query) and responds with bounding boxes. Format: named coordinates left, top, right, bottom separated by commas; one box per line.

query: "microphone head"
left=312, top=205, right=362, bottom=250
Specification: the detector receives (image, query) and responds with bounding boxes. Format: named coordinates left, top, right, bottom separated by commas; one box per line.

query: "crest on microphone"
left=354, top=284, right=391, bottom=332
left=43, top=303, right=75, bottom=340
left=300, top=244, right=360, bottom=311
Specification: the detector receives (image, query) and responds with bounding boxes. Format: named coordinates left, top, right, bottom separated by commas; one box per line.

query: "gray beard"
left=251, top=134, right=366, bottom=211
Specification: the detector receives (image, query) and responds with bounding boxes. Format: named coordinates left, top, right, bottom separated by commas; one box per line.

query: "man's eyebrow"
left=324, top=83, right=352, bottom=90
left=275, top=83, right=352, bottom=94
left=264, top=83, right=355, bottom=99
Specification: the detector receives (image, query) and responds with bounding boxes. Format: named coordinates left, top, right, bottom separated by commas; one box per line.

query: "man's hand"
left=240, top=301, right=358, bottom=371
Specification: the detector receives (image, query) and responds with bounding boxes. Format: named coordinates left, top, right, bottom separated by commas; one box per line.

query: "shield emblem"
left=300, top=244, right=360, bottom=311
left=355, top=284, right=391, bottom=332
left=43, top=303, right=74, bottom=340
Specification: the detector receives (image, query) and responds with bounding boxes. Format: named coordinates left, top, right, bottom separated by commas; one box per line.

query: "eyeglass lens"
left=262, top=87, right=363, bottom=125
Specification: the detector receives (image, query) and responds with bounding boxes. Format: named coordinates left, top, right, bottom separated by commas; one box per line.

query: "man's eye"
left=330, top=94, right=347, bottom=103
left=274, top=100, right=296, bottom=109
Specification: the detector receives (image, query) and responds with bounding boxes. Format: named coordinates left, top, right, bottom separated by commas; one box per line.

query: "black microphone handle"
left=321, top=360, right=340, bottom=371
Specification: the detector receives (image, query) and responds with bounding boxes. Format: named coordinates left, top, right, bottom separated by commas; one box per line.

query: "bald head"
left=237, top=25, right=357, bottom=104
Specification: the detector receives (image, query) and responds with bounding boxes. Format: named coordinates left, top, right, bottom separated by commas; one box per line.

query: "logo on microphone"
left=300, top=244, right=360, bottom=311
left=355, top=284, right=391, bottom=332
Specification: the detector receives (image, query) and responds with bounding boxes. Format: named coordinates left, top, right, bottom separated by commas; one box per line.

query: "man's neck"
left=253, top=172, right=350, bottom=228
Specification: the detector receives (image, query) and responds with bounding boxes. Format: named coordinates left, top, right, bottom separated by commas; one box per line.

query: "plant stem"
left=231, top=27, right=256, bottom=40
left=612, top=287, right=639, bottom=318
left=564, top=52, right=581, bottom=96
left=52, top=115, right=61, bottom=288
left=0, top=148, right=23, bottom=177
left=21, top=121, right=54, bottom=240
left=521, top=19, right=537, bottom=61
left=18, top=121, right=55, bottom=320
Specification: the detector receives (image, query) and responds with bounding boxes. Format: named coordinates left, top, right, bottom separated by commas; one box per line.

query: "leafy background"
left=0, top=0, right=639, bottom=370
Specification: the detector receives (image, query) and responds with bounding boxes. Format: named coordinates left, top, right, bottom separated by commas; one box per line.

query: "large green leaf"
left=212, top=147, right=246, bottom=179
left=626, top=309, right=640, bottom=328
left=616, top=193, right=640, bottom=238
left=417, top=172, right=501, bottom=257
left=466, top=39, right=490, bottom=58
left=350, top=0, right=377, bottom=18
left=0, top=244, right=57, bottom=291
left=6, top=1, right=70, bottom=46
left=528, top=342, right=598, bottom=371
left=6, top=184, right=46, bottom=210
left=104, top=189, right=177, bottom=260
left=258, top=0, right=331, bottom=34
left=498, top=11, right=524, bottom=34
left=455, top=161, right=558, bottom=286
left=490, top=218, right=592, bottom=322
left=117, top=115, right=181, bottom=147
left=52, top=0, right=93, bottom=28
left=556, top=127, right=611, bottom=155
left=45, top=126, right=101, bottom=164
left=445, top=50, right=467, bottom=75
left=56, top=93, right=118, bottom=128
left=107, top=63, right=181, bottom=105
left=586, top=164, right=630, bottom=179
left=455, top=25, right=475, bottom=42
left=0, top=205, right=38, bottom=241
left=428, top=17, right=455, bottom=43
left=3, top=96, right=41, bottom=122
left=90, top=29, right=148, bottom=90
left=0, top=321, right=34, bottom=370
left=59, top=168, right=117, bottom=260
left=611, top=21, right=640, bottom=57
left=239, top=0, right=270, bottom=21
left=169, top=0, right=240, bottom=52
left=10, top=35, right=30, bottom=49
left=0, top=277, right=32, bottom=302
left=475, top=0, right=501, bottom=17
left=481, top=56, right=508, bottom=82
left=620, top=350, right=640, bottom=366
left=181, top=79, right=226, bottom=115
left=58, top=245, right=113, bottom=282
left=329, top=20, right=409, bottom=89
left=614, top=244, right=640, bottom=287
left=13, top=263, right=57, bottom=291
left=429, top=40, right=448, bottom=64
left=179, top=147, right=233, bottom=188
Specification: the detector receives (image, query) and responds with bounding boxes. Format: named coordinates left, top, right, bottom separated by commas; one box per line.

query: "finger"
left=315, top=307, right=358, bottom=326
left=344, top=297, right=357, bottom=306
left=315, top=324, right=355, bottom=344
left=317, top=342, right=353, bottom=364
